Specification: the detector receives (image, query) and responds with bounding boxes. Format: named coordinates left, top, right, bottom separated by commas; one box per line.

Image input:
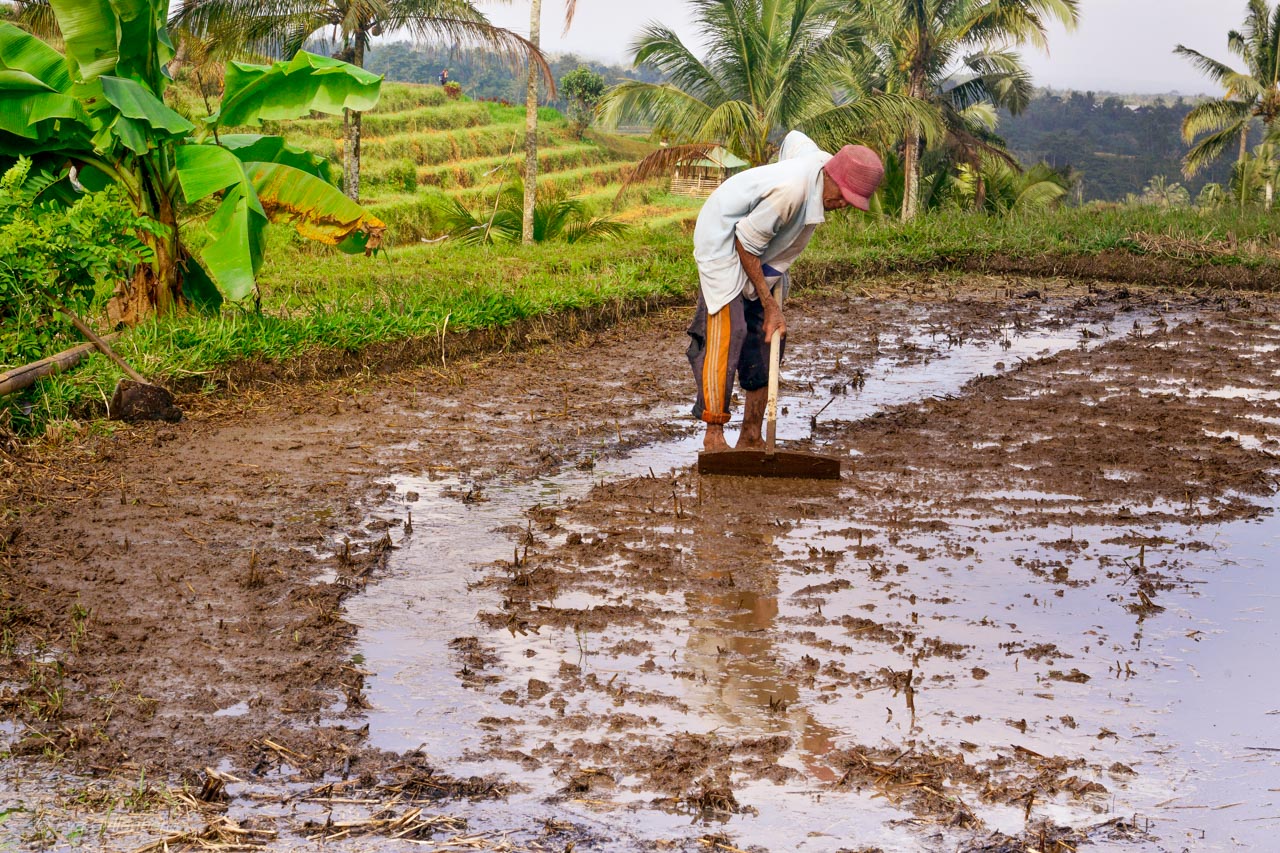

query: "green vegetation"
left=0, top=159, right=157, bottom=364
left=363, top=41, right=666, bottom=109
left=872, top=0, right=1080, bottom=221
left=999, top=91, right=1242, bottom=202
left=0, top=2, right=385, bottom=324
left=436, top=183, right=628, bottom=245
left=807, top=205, right=1280, bottom=271
left=560, top=65, right=606, bottom=137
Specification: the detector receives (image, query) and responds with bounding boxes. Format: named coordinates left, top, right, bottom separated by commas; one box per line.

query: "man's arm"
left=735, top=238, right=786, bottom=343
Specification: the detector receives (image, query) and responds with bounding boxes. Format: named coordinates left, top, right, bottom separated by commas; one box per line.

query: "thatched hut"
left=670, top=147, right=748, bottom=197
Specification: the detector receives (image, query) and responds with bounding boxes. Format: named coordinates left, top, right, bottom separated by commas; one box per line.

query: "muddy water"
left=334, top=304, right=1280, bottom=851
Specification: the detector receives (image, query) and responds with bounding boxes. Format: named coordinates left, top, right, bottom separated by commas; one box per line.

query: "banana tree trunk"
left=901, top=122, right=921, bottom=223
left=522, top=0, right=542, bottom=245
left=1267, top=179, right=1274, bottom=211
left=105, top=165, right=184, bottom=327
left=342, top=39, right=367, bottom=202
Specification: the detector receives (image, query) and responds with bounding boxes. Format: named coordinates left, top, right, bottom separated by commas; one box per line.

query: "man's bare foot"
left=735, top=436, right=765, bottom=450
left=703, top=425, right=731, bottom=452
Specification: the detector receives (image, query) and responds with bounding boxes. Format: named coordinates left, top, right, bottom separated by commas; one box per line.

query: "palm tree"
left=1176, top=0, right=1280, bottom=208
left=868, top=0, right=1080, bottom=221
left=0, top=0, right=57, bottom=39
left=598, top=0, right=934, bottom=181
left=172, top=0, right=552, bottom=202
left=521, top=0, right=574, bottom=244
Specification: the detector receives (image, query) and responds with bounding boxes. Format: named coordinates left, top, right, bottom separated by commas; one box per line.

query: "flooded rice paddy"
left=335, top=301, right=1280, bottom=851
left=3, top=286, right=1278, bottom=852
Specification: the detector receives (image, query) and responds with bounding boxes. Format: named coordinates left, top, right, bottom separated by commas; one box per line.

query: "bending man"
left=688, top=131, right=885, bottom=452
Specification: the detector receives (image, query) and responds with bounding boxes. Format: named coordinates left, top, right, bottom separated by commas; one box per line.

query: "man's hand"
left=763, top=306, right=786, bottom=344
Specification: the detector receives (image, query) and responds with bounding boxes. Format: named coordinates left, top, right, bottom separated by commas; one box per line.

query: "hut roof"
left=682, top=147, right=748, bottom=171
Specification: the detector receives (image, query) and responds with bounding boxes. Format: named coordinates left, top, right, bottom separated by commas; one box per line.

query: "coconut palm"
left=172, top=0, right=552, bottom=202
left=1176, top=0, right=1280, bottom=207
left=521, top=0, right=574, bottom=244
left=867, top=0, right=1080, bottom=221
left=0, top=0, right=57, bottom=39
left=598, top=0, right=934, bottom=183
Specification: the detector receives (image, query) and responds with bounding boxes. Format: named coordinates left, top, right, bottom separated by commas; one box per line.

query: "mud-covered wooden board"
left=697, top=449, right=842, bottom=479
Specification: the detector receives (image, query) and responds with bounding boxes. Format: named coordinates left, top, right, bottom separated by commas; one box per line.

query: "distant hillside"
left=365, top=42, right=663, bottom=110
left=1000, top=91, right=1248, bottom=202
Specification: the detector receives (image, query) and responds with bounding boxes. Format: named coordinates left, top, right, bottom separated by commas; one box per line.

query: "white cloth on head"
left=692, top=131, right=832, bottom=315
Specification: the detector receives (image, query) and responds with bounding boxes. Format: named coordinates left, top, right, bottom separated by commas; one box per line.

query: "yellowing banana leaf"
left=244, top=161, right=385, bottom=252
left=219, top=134, right=335, bottom=184
left=215, top=51, right=382, bottom=130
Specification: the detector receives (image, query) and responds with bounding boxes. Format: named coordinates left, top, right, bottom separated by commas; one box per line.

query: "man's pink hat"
left=824, top=145, right=885, bottom=211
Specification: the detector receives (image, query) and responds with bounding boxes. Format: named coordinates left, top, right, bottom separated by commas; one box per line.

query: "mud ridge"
left=797, top=250, right=1280, bottom=291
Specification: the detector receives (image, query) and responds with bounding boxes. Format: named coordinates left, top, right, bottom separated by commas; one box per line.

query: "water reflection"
left=683, top=524, right=842, bottom=783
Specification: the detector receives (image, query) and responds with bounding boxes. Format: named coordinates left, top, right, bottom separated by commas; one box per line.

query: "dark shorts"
left=686, top=283, right=787, bottom=425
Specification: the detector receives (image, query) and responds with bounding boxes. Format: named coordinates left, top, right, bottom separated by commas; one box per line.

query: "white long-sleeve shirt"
left=692, top=131, right=833, bottom=315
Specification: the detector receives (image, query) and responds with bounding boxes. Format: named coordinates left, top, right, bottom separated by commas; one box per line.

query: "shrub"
left=0, top=159, right=160, bottom=367
left=444, top=81, right=463, bottom=100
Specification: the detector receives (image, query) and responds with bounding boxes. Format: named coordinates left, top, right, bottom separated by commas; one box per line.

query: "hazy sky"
left=474, top=0, right=1254, bottom=95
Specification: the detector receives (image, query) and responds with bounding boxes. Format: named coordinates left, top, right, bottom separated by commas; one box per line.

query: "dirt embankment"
left=798, top=250, right=1280, bottom=292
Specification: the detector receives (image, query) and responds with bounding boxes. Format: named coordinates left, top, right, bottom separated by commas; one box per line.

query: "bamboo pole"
left=0, top=335, right=119, bottom=397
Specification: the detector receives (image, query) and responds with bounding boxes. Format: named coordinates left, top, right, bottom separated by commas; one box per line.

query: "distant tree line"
left=364, top=42, right=663, bottom=112
left=999, top=91, right=1250, bottom=202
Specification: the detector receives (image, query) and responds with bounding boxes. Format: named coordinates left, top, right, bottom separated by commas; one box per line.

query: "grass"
left=2, top=226, right=697, bottom=435
left=807, top=205, right=1280, bottom=271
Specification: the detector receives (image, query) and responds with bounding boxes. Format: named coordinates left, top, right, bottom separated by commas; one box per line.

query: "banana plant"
left=0, top=0, right=386, bottom=325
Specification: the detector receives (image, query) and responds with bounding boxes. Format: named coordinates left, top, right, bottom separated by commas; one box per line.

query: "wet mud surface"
left=2, top=278, right=1279, bottom=851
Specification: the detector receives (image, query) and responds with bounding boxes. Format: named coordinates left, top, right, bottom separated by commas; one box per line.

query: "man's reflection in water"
left=683, top=523, right=842, bottom=783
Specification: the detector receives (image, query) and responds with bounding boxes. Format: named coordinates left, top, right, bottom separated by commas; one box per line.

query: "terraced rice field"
left=266, top=82, right=701, bottom=244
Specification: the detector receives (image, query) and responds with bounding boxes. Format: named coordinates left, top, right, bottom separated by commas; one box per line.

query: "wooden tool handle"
left=765, top=330, right=780, bottom=455
left=60, top=307, right=149, bottom=385
left=764, top=281, right=785, bottom=456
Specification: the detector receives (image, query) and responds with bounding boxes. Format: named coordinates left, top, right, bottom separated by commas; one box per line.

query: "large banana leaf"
left=214, top=52, right=383, bottom=130
left=0, top=24, right=71, bottom=90
left=47, top=0, right=171, bottom=84
left=100, top=76, right=194, bottom=152
left=199, top=191, right=267, bottom=303
left=46, top=0, right=121, bottom=81
left=175, top=143, right=265, bottom=301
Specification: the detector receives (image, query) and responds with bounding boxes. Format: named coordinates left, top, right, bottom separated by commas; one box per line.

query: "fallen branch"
left=0, top=335, right=119, bottom=397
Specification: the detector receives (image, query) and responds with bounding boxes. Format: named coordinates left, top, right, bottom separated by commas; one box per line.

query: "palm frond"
left=1184, top=121, right=1251, bottom=177
left=801, top=92, right=943, bottom=154
left=563, top=215, right=627, bottom=244
left=1182, top=98, right=1253, bottom=143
